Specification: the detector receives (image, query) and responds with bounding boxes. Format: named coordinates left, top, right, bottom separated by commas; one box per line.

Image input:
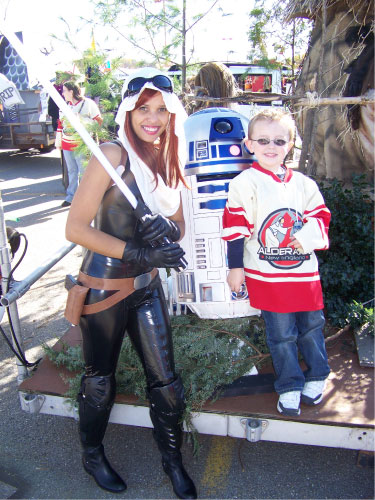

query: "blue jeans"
left=63, top=149, right=84, bottom=203
left=262, top=309, right=330, bottom=395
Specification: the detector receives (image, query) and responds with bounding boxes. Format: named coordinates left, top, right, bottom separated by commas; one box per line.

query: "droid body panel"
left=174, top=108, right=260, bottom=319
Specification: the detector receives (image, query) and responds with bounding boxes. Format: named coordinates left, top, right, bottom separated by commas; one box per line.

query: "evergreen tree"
left=62, top=47, right=124, bottom=162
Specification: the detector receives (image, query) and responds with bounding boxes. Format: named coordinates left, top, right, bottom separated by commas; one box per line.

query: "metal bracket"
left=0, top=245, right=11, bottom=266
left=19, top=392, right=45, bottom=414
left=70, top=404, right=79, bottom=421
left=241, top=417, right=269, bottom=442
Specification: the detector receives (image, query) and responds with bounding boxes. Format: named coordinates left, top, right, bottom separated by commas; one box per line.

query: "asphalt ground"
left=0, top=148, right=374, bottom=500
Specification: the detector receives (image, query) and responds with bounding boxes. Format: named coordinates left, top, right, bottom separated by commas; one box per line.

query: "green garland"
left=43, top=315, right=269, bottom=431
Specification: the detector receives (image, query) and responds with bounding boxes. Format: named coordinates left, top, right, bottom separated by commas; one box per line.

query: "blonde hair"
left=195, top=62, right=238, bottom=100
left=188, top=62, right=239, bottom=114
left=248, top=108, right=296, bottom=142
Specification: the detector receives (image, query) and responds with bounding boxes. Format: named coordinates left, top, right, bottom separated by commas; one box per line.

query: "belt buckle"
left=134, top=272, right=152, bottom=290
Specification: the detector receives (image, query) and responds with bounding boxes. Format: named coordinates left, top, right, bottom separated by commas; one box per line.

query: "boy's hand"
left=227, top=268, right=245, bottom=293
left=287, top=236, right=304, bottom=253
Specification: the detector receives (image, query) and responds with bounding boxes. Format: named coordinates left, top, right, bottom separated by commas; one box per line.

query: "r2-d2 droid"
left=173, top=107, right=260, bottom=319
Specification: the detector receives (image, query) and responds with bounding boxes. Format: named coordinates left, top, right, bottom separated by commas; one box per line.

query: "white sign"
left=0, top=73, right=25, bottom=108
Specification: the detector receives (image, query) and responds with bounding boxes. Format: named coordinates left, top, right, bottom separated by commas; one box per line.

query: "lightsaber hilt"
left=133, top=201, right=187, bottom=273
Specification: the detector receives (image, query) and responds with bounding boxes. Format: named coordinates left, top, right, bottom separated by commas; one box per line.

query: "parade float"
left=0, top=8, right=373, bottom=456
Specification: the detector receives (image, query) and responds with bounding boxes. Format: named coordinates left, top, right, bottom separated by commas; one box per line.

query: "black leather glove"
left=139, top=214, right=181, bottom=244
left=122, top=240, right=185, bottom=269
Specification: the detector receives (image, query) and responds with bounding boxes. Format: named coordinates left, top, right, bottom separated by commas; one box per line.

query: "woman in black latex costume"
left=65, top=68, right=197, bottom=499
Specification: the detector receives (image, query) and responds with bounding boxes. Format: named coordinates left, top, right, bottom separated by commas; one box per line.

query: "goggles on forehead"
left=123, top=75, right=173, bottom=98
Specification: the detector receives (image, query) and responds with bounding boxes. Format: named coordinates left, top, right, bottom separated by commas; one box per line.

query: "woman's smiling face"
left=130, top=91, right=170, bottom=143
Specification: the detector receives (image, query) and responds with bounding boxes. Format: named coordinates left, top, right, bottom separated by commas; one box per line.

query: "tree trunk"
left=181, top=0, right=186, bottom=91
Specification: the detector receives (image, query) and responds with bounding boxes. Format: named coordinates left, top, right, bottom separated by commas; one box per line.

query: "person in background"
left=186, top=62, right=241, bottom=115
left=47, top=83, right=62, bottom=131
left=55, top=81, right=102, bottom=207
left=65, top=67, right=197, bottom=499
left=222, top=108, right=331, bottom=417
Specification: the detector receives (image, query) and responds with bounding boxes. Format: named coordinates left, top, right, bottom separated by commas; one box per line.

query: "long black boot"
left=149, top=376, right=197, bottom=499
left=78, top=374, right=127, bottom=493
left=82, top=444, right=127, bottom=493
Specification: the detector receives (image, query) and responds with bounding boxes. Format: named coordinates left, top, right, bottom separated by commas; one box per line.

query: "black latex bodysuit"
left=79, top=158, right=176, bottom=388
left=77, top=149, right=195, bottom=500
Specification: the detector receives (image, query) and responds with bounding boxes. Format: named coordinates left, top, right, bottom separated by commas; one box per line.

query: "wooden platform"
left=20, top=325, right=374, bottom=430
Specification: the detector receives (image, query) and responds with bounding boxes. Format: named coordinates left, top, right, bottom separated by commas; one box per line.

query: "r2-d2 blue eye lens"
left=214, top=119, right=233, bottom=134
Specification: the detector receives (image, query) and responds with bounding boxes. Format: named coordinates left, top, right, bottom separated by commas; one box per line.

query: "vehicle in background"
left=226, top=63, right=282, bottom=94
left=225, top=63, right=285, bottom=118
left=0, top=32, right=55, bottom=152
left=168, top=62, right=288, bottom=119
left=0, top=89, right=55, bottom=152
left=169, top=62, right=284, bottom=94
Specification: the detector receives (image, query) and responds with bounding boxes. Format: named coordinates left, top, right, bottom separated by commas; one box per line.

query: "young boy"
left=222, top=108, right=331, bottom=416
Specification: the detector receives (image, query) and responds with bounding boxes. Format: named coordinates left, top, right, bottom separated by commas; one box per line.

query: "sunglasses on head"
left=251, top=138, right=288, bottom=146
left=123, top=75, right=173, bottom=98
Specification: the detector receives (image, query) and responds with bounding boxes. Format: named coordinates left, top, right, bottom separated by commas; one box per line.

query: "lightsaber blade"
left=0, top=23, right=138, bottom=209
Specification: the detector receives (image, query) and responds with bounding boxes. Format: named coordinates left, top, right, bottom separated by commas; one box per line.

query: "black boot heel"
left=162, top=457, right=197, bottom=499
left=83, top=444, right=127, bottom=493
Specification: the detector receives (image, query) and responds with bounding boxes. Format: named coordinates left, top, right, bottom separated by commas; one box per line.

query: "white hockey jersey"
left=222, top=162, right=331, bottom=313
left=57, top=98, right=101, bottom=151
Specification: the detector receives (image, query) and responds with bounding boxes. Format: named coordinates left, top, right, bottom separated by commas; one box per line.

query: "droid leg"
left=78, top=374, right=127, bottom=493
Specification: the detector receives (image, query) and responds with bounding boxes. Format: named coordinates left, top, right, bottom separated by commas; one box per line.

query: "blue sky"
left=1, top=0, right=253, bottom=79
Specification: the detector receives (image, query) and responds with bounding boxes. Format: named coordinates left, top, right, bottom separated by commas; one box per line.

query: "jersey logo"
left=257, top=208, right=310, bottom=269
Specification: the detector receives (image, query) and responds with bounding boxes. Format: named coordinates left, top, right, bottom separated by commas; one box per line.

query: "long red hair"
left=124, top=88, right=188, bottom=189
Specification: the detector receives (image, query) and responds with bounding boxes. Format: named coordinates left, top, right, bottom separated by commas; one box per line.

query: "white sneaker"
left=277, top=391, right=301, bottom=416
left=301, top=380, right=326, bottom=405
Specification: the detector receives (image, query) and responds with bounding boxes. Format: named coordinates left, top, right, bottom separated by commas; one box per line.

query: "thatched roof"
left=285, top=0, right=374, bottom=20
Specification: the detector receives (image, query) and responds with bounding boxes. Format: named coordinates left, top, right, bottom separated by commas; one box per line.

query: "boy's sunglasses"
left=123, top=75, right=173, bottom=97
left=251, top=138, right=288, bottom=146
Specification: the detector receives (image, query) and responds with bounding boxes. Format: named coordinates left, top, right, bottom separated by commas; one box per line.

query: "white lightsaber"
left=0, top=23, right=138, bottom=209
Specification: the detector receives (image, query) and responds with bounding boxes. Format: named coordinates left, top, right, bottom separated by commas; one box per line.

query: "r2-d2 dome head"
left=184, top=107, right=252, bottom=177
